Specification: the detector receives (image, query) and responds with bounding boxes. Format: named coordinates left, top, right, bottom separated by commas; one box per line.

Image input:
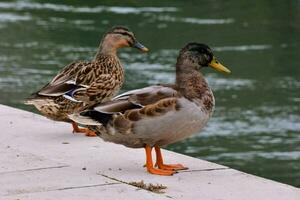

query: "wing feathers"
left=94, top=100, right=141, bottom=114
left=73, top=85, right=181, bottom=136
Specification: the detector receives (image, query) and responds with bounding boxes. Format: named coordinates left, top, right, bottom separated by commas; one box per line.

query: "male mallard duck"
left=69, top=43, right=231, bottom=175
left=25, top=26, right=148, bottom=136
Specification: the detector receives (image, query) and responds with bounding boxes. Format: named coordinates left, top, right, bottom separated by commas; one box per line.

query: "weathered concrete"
left=0, top=104, right=299, bottom=200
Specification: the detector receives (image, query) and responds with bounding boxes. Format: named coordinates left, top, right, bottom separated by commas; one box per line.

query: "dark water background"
left=0, top=0, right=299, bottom=187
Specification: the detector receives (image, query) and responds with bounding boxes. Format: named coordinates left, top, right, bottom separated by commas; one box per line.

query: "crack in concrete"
left=5, top=183, right=120, bottom=196
left=0, top=165, right=70, bottom=174
left=56, top=182, right=120, bottom=191
left=98, top=173, right=174, bottom=198
left=95, top=168, right=229, bottom=197
left=181, top=167, right=229, bottom=173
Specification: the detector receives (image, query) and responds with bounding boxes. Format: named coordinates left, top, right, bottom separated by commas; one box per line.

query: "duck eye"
left=127, top=38, right=134, bottom=45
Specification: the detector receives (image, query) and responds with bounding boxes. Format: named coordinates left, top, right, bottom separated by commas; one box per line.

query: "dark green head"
left=179, top=42, right=230, bottom=73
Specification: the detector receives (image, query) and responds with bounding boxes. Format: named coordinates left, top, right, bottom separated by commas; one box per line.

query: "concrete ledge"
left=0, top=104, right=299, bottom=200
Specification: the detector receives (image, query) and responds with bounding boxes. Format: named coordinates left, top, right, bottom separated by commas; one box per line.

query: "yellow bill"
left=208, top=57, right=231, bottom=74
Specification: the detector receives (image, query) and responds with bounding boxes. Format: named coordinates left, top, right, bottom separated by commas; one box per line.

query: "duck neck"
left=95, top=36, right=118, bottom=60
left=175, top=60, right=209, bottom=100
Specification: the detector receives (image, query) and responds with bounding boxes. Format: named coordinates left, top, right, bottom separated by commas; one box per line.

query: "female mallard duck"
left=69, top=43, right=231, bottom=175
left=25, top=26, right=148, bottom=136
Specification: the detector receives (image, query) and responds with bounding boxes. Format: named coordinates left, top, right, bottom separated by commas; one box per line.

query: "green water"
left=0, top=0, right=299, bottom=187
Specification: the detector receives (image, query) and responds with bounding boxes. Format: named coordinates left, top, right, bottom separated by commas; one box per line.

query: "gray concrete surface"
left=0, top=104, right=299, bottom=200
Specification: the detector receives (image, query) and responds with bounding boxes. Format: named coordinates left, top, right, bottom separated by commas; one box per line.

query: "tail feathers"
left=68, top=113, right=102, bottom=126
left=24, top=98, right=41, bottom=105
left=24, top=91, right=45, bottom=105
left=81, top=110, right=113, bottom=125
left=24, top=100, right=33, bottom=105
left=24, top=98, right=51, bottom=105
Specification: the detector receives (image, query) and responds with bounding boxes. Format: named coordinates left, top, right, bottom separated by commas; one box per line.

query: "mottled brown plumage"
left=25, top=26, right=148, bottom=134
left=70, top=43, right=231, bottom=175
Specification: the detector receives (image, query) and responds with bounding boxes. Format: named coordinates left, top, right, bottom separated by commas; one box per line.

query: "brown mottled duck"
left=25, top=26, right=148, bottom=136
left=69, top=43, right=231, bottom=175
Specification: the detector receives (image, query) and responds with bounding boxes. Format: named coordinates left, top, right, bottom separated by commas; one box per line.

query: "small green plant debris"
left=129, top=180, right=167, bottom=193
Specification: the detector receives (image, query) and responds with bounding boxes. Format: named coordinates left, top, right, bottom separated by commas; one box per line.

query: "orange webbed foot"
left=154, top=146, right=188, bottom=171
left=145, top=145, right=175, bottom=176
left=84, top=129, right=97, bottom=137
left=156, top=163, right=188, bottom=171
left=72, top=122, right=97, bottom=137
left=147, top=166, right=176, bottom=176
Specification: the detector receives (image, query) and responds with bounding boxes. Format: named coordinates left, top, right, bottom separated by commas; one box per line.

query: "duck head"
left=178, top=43, right=230, bottom=74
left=99, top=26, right=149, bottom=54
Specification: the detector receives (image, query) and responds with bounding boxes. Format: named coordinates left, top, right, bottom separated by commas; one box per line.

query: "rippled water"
left=0, top=0, right=299, bottom=187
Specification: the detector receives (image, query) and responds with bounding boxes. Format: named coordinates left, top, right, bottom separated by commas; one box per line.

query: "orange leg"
left=145, top=145, right=175, bottom=176
left=72, top=122, right=97, bottom=137
left=155, top=146, right=188, bottom=171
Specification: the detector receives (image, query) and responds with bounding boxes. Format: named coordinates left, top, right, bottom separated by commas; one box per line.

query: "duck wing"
left=29, top=59, right=117, bottom=103
left=94, top=85, right=179, bottom=113
left=30, top=61, right=88, bottom=98
left=69, top=85, right=182, bottom=135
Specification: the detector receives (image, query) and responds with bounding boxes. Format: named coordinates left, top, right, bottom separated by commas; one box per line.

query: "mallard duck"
left=69, top=43, right=231, bottom=175
left=25, top=26, right=148, bottom=136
